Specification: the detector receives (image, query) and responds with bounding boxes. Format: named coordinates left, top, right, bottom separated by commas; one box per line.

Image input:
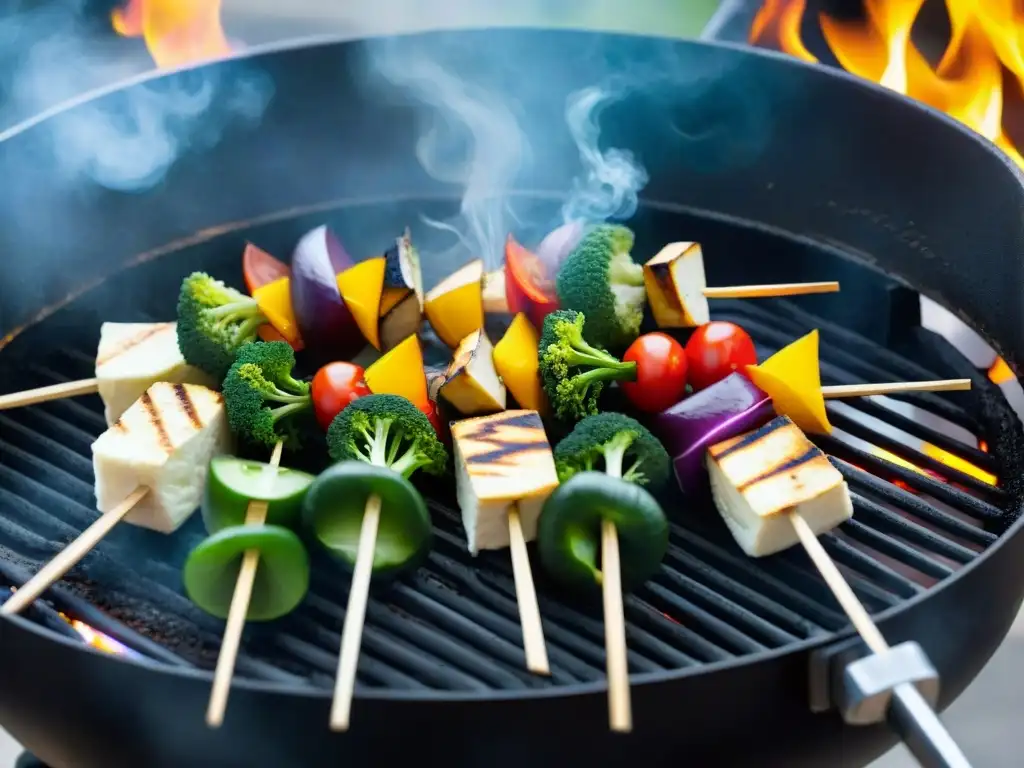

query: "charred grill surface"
left=0, top=243, right=1016, bottom=695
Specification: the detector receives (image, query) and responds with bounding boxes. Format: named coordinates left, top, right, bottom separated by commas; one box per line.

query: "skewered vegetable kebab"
left=451, top=410, right=561, bottom=675
left=746, top=329, right=972, bottom=436
left=643, top=240, right=841, bottom=329
left=0, top=321, right=214, bottom=420
left=1, top=381, right=232, bottom=616
left=539, top=414, right=670, bottom=733
left=305, top=394, right=447, bottom=730
left=181, top=341, right=321, bottom=726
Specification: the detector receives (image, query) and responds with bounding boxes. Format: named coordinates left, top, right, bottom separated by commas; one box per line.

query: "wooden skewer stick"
left=789, top=512, right=887, bottom=653
left=206, top=440, right=284, bottom=729
left=601, top=519, right=632, bottom=733
left=0, top=378, right=99, bottom=411
left=702, top=281, right=841, bottom=300
left=330, top=493, right=382, bottom=731
left=0, top=487, right=150, bottom=616
left=507, top=504, right=550, bottom=676
left=821, top=379, right=972, bottom=399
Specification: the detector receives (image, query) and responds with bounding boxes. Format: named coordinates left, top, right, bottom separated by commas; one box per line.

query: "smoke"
left=0, top=0, right=273, bottom=193
left=367, top=41, right=527, bottom=268
left=561, top=86, right=649, bottom=226
left=362, top=34, right=651, bottom=271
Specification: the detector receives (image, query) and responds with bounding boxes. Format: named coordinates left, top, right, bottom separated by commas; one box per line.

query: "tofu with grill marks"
left=96, top=322, right=214, bottom=426
left=706, top=416, right=852, bottom=557
left=643, top=242, right=709, bottom=328
left=92, top=382, right=231, bottom=533
left=451, top=410, right=559, bottom=554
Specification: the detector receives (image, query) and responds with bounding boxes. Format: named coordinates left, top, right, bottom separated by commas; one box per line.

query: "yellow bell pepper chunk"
left=252, top=277, right=302, bottom=348
left=424, top=259, right=484, bottom=348
left=364, top=334, right=428, bottom=409
left=745, top=329, right=832, bottom=435
left=493, top=313, right=548, bottom=415
left=336, top=258, right=387, bottom=350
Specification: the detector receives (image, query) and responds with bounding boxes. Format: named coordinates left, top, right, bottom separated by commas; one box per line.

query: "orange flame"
left=989, top=356, right=1015, bottom=385
left=750, top=1, right=1024, bottom=168
left=112, top=0, right=231, bottom=69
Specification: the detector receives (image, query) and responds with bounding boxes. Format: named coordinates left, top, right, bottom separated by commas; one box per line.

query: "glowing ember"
left=989, top=356, right=1015, bottom=385
left=921, top=443, right=998, bottom=485
left=750, top=0, right=1024, bottom=168
left=59, top=613, right=133, bottom=656
left=112, top=0, right=232, bottom=69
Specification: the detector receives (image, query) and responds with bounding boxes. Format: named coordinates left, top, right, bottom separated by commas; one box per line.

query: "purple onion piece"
left=651, top=373, right=775, bottom=494
left=290, top=225, right=362, bottom=362
left=535, top=220, right=584, bottom=275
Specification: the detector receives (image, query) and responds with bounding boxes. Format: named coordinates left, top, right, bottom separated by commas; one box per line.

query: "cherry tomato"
left=243, top=243, right=290, bottom=294
left=311, top=362, right=371, bottom=431
left=621, top=333, right=688, bottom=413
left=684, top=321, right=758, bottom=392
left=505, top=235, right=559, bottom=328
left=420, top=399, right=448, bottom=443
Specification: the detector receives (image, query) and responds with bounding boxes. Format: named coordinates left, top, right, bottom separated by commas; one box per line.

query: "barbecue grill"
left=0, top=29, right=1021, bottom=768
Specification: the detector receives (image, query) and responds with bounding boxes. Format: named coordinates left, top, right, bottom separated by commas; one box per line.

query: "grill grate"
left=0, top=294, right=1013, bottom=694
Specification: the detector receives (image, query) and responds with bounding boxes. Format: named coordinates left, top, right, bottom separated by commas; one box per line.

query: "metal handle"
left=888, top=683, right=972, bottom=768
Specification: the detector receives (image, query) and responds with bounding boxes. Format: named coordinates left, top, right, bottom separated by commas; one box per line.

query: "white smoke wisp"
left=370, top=40, right=527, bottom=270
left=560, top=85, right=649, bottom=227
left=0, top=2, right=273, bottom=193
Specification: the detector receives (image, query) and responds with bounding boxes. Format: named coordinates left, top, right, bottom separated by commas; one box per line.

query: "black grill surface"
left=0, top=293, right=1015, bottom=694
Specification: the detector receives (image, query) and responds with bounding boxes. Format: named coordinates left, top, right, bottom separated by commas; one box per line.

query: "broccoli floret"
left=538, top=310, right=636, bottom=422
left=555, top=224, right=646, bottom=351
left=554, top=412, right=670, bottom=489
left=326, top=394, right=448, bottom=479
left=222, top=342, right=311, bottom=450
left=177, top=272, right=268, bottom=380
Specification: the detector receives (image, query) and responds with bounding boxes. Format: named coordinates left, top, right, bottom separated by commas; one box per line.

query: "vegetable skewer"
left=307, top=395, right=448, bottom=727
left=541, top=414, right=671, bottom=732
left=206, top=439, right=284, bottom=729
left=1, top=381, right=230, bottom=615
left=451, top=410, right=560, bottom=675
left=644, top=241, right=840, bottom=329
left=746, top=330, right=971, bottom=435
left=704, top=417, right=970, bottom=763
left=0, top=321, right=212, bottom=422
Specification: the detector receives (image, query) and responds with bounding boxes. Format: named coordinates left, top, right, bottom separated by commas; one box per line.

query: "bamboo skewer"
left=602, top=519, right=632, bottom=733
left=0, top=487, right=150, bottom=616
left=0, top=378, right=99, bottom=411
left=206, top=440, right=284, bottom=729
left=330, top=493, right=382, bottom=731
left=821, top=379, right=972, bottom=399
left=701, top=281, right=841, bottom=299
left=788, top=512, right=888, bottom=654
left=508, top=503, right=550, bottom=676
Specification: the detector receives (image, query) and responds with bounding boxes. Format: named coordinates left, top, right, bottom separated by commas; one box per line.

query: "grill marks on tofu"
left=454, top=411, right=557, bottom=489
left=95, top=322, right=176, bottom=368
left=708, top=416, right=841, bottom=518
left=113, top=382, right=223, bottom=458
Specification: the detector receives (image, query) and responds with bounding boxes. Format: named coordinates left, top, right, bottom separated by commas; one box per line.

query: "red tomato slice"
left=621, top=333, right=688, bottom=413
left=311, top=362, right=371, bottom=431
left=684, top=321, right=757, bottom=392
left=243, top=243, right=290, bottom=294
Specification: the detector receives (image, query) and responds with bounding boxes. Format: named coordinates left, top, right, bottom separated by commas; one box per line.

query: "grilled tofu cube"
left=92, top=383, right=231, bottom=533
left=706, top=416, right=852, bottom=557
left=643, top=242, right=709, bottom=328
left=439, top=329, right=506, bottom=416
left=95, top=322, right=214, bottom=426
left=451, top=410, right=559, bottom=554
